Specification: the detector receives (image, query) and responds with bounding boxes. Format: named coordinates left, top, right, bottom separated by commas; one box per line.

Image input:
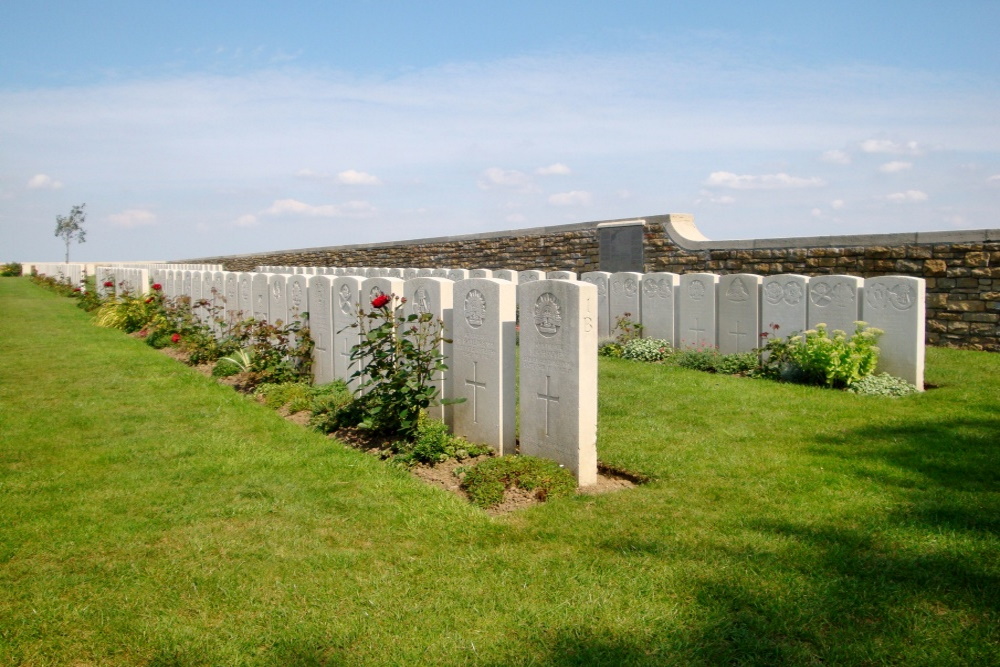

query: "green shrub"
left=346, top=292, right=452, bottom=439
left=713, top=351, right=759, bottom=375
left=255, top=382, right=314, bottom=411
left=598, top=338, right=624, bottom=358
left=611, top=312, right=643, bottom=344
left=309, top=382, right=358, bottom=432
left=847, top=373, right=919, bottom=397
left=787, top=322, right=882, bottom=388
left=672, top=347, right=722, bottom=372
left=459, top=456, right=578, bottom=509
left=1, top=262, right=23, bottom=277
left=391, top=414, right=491, bottom=466
left=621, top=338, right=672, bottom=362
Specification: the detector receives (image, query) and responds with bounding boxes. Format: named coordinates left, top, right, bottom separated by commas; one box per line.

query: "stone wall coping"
left=176, top=217, right=638, bottom=262
left=596, top=219, right=646, bottom=229
left=655, top=213, right=1000, bottom=251
left=175, top=212, right=999, bottom=263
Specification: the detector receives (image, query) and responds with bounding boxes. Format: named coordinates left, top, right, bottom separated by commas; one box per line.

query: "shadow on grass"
left=810, top=415, right=1000, bottom=535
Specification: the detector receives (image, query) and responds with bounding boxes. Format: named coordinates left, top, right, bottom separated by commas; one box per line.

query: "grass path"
left=1, top=277, right=998, bottom=665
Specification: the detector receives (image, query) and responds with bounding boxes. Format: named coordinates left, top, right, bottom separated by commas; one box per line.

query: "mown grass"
left=1, top=277, right=998, bottom=665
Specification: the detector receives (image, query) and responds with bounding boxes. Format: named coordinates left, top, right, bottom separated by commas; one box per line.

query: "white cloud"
left=548, top=190, right=592, bottom=206
left=27, top=173, right=63, bottom=190
left=233, top=214, right=259, bottom=227
left=811, top=208, right=823, bottom=218
left=478, top=167, right=535, bottom=191
left=704, top=171, right=825, bottom=190
left=336, top=169, right=381, bottom=185
left=505, top=213, right=526, bottom=223
left=860, top=139, right=923, bottom=156
left=879, top=161, right=913, bottom=173
left=988, top=174, right=1000, bottom=185
left=821, top=149, right=851, bottom=165
left=296, top=168, right=381, bottom=185
left=886, top=190, right=928, bottom=203
left=261, top=198, right=375, bottom=218
left=535, top=163, right=571, bottom=175
left=696, top=190, right=736, bottom=205
left=831, top=199, right=845, bottom=210
left=108, top=208, right=156, bottom=228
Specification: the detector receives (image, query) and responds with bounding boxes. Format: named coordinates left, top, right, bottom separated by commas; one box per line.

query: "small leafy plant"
left=459, top=455, right=578, bottom=509
left=621, top=338, right=672, bottom=362
left=611, top=312, right=644, bottom=345
left=847, top=373, right=919, bottom=397
left=389, top=413, right=491, bottom=466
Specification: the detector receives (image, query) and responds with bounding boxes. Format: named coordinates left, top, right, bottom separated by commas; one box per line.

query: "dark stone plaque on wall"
left=599, top=222, right=645, bottom=273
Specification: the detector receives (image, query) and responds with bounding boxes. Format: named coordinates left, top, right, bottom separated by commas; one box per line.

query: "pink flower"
left=170, top=333, right=181, bottom=343
left=371, top=294, right=390, bottom=309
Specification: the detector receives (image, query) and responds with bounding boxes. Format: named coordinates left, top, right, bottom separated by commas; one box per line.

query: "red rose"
left=371, top=294, right=390, bottom=309
left=170, top=333, right=181, bottom=343
left=152, top=283, right=162, bottom=290
left=103, top=281, right=114, bottom=288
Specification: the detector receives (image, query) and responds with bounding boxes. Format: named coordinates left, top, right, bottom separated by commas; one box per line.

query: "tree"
left=54, top=203, right=86, bottom=263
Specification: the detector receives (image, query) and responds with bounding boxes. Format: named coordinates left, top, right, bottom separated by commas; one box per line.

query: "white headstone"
left=678, top=273, right=720, bottom=348
left=309, top=275, right=335, bottom=385
left=361, top=277, right=405, bottom=311
left=518, top=279, right=598, bottom=486
left=430, top=268, right=450, bottom=278
left=251, top=273, right=271, bottom=322
left=761, top=274, right=809, bottom=340
left=332, top=276, right=365, bottom=391
left=403, top=268, right=419, bottom=279
left=718, top=274, right=762, bottom=354
left=807, top=275, right=863, bottom=335
left=493, top=269, right=519, bottom=284
left=547, top=271, right=577, bottom=280
left=206, top=271, right=224, bottom=334
left=268, top=274, right=288, bottom=326
left=238, top=272, right=254, bottom=320
left=862, top=276, right=926, bottom=390
left=450, top=279, right=516, bottom=455
left=640, top=272, right=679, bottom=345
left=182, top=271, right=194, bottom=305
left=448, top=269, right=470, bottom=282
left=580, top=271, right=612, bottom=339
left=403, top=277, right=455, bottom=424
left=609, top=272, right=643, bottom=339
left=224, top=272, right=242, bottom=325
left=519, top=270, right=545, bottom=284
left=470, top=268, right=493, bottom=279
left=287, top=274, right=310, bottom=327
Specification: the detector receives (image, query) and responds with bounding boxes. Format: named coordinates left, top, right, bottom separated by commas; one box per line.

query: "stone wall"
left=180, top=213, right=1000, bottom=351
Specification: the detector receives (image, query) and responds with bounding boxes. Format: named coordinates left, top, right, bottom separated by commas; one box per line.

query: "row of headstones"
left=583, top=272, right=925, bottom=391
left=257, top=267, right=925, bottom=390
left=29, top=262, right=87, bottom=287
left=256, top=265, right=581, bottom=283
left=95, top=267, right=151, bottom=298
left=161, top=269, right=599, bottom=485
left=99, top=262, right=223, bottom=273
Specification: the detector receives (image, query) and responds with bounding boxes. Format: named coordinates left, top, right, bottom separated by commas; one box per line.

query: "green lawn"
left=1, top=277, right=998, bottom=666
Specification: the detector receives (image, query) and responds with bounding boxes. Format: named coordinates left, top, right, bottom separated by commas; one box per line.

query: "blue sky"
left=3, top=1, right=999, bottom=261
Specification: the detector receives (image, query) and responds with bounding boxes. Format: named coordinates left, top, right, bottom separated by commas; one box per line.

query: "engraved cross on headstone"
left=689, top=317, right=706, bottom=344
left=537, top=375, right=560, bottom=436
left=465, top=361, right=487, bottom=424
left=729, top=319, right=748, bottom=353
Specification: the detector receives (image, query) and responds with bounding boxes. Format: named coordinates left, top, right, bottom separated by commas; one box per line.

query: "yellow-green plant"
left=785, top=321, right=883, bottom=388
